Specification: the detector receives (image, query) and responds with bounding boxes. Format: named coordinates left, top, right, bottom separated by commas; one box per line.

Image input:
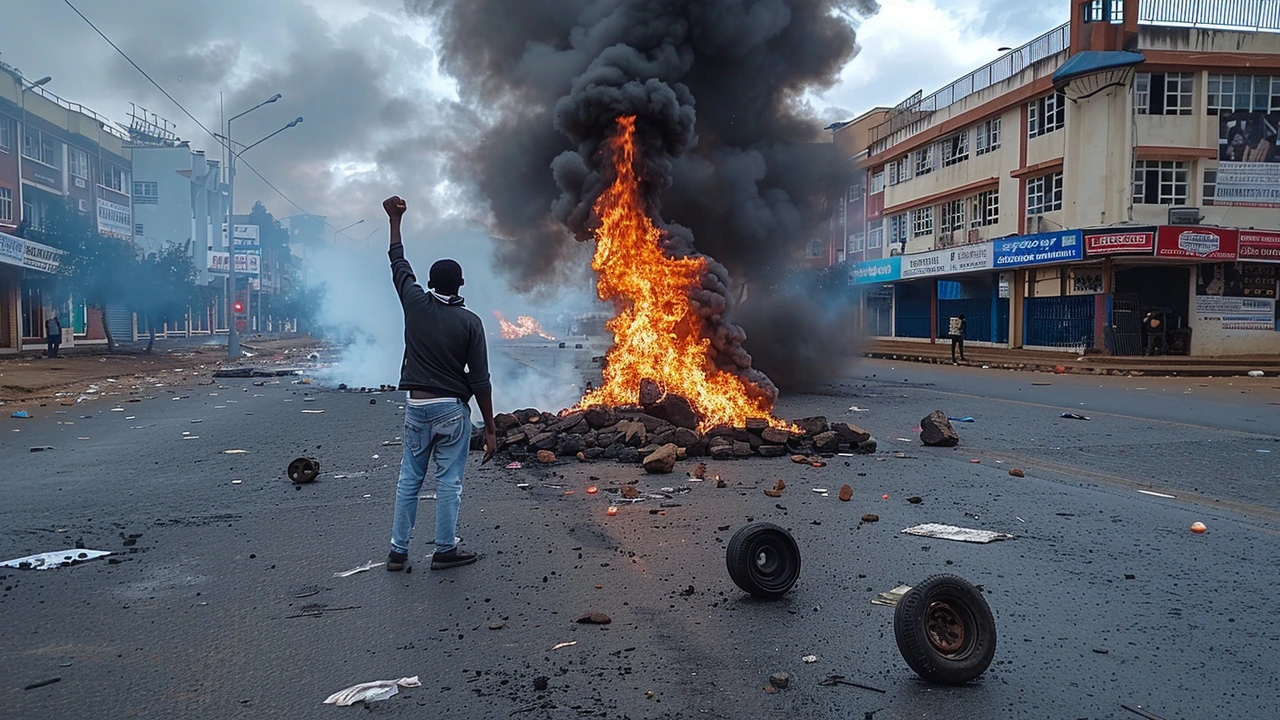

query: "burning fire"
left=577, top=115, right=780, bottom=430
left=493, top=311, right=556, bottom=341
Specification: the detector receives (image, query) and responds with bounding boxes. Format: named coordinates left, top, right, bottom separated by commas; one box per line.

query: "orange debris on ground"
left=575, top=115, right=782, bottom=431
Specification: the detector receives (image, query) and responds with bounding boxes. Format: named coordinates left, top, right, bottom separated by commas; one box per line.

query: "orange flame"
left=576, top=116, right=781, bottom=430
left=493, top=311, right=556, bottom=341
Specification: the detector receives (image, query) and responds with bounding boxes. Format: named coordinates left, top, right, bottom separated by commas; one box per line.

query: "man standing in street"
left=382, top=195, right=497, bottom=571
left=948, top=314, right=967, bottom=363
left=45, top=313, right=62, bottom=359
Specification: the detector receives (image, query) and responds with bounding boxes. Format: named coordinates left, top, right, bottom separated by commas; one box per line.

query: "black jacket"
left=389, top=244, right=491, bottom=401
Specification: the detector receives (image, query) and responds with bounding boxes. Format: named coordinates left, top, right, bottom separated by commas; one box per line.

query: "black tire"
left=894, top=574, right=996, bottom=685
left=725, top=523, right=800, bottom=599
left=288, top=457, right=319, bottom=484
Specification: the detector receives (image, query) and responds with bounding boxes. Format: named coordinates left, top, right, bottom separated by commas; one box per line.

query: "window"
left=0, top=117, right=12, bottom=151
left=868, top=226, right=883, bottom=249
left=133, top=181, right=158, bottom=204
left=1133, top=160, right=1189, bottom=205
left=1208, top=74, right=1280, bottom=114
left=913, top=145, right=937, bottom=176
left=940, top=199, right=967, bottom=232
left=1026, top=172, right=1064, bottom=214
left=0, top=187, right=11, bottom=223
left=847, top=232, right=865, bottom=254
left=1135, top=73, right=1194, bottom=115
left=887, top=156, right=912, bottom=186
left=870, top=171, right=885, bottom=194
left=889, top=213, right=909, bottom=245
left=975, top=118, right=1001, bottom=155
left=969, top=190, right=1000, bottom=228
left=912, top=207, right=934, bottom=238
left=942, top=132, right=969, bottom=167
left=22, top=128, right=58, bottom=166
left=805, top=238, right=826, bottom=258
left=1082, top=0, right=1124, bottom=23
left=847, top=183, right=864, bottom=204
left=1203, top=169, right=1217, bottom=206
left=69, top=147, right=89, bottom=179
left=100, top=163, right=127, bottom=193
left=135, top=223, right=145, bottom=236
left=1028, top=92, right=1066, bottom=138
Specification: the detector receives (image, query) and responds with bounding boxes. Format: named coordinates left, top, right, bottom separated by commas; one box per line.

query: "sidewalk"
left=0, top=334, right=323, bottom=405
left=866, top=338, right=1280, bottom=377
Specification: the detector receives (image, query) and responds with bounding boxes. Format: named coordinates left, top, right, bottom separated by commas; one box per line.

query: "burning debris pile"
left=487, top=380, right=876, bottom=468
left=492, top=312, right=556, bottom=341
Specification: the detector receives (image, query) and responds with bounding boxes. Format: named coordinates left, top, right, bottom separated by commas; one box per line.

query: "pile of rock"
left=479, top=397, right=877, bottom=469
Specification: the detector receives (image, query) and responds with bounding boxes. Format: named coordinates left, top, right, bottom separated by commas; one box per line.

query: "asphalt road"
left=2, top=352, right=1278, bottom=719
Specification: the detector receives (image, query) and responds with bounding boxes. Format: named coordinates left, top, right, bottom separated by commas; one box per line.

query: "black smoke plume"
left=410, top=0, right=879, bottom=394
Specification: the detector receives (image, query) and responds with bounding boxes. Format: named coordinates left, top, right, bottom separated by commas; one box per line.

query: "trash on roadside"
left=10, top=411, right=30, bottom=419
left=288, top=457, right=321, bottom=484
left=29, top=446, right=54, bottom=452
left=381, top=440, right=402, bottom=447
left=505, top=461, right=522, bottom=469
left=848, top=406, right=869, bottom=412
left=763, top=478, right=786, bottom=498
left=811, top=488, right=828, bottom=494
left=606, top=506, right=618, bottom=516
left=301, top=409, right=325, bottom=414
left=1009, top=468, right=1026, bottom=478
left=1137, top=490, right=1175, bottom=499
left=1031, top=382, right=1051, bottom=386
left=323, top=676, right=421, bottom=706
left=907, top=496, right=922, bottom=504
left=948, top=417, right=975, bottom=423
left=1060, top=412, right=1090, bottom=420
left=862, top=514, right=880, bottom=523
left=1191, top=522, right=1207, bottom=534
left=901, top=523, right=1014, bottom=544
left=802, top=655, right=818, bottom=664
left=333, top=560, right=384, bottom=578
left=551, top=641, right=578, bottom=651
left=1120, top=703, right=1171, bottom=720
left=817, top=675, right=886, bottom=693
left=871, top=584, right=913, bottom=607
left=222, top=449, right=248, bottom=454
left=2, top=549, right=112, bottom=570
left=576, top=612, right=611, bottom=625
left=23, top=677, right=61, bottom=691
left=1247, top=370, right=1265, bottom=377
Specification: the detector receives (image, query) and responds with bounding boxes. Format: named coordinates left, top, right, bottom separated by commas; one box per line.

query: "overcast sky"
left=0, top=0, right=1069, bottom=236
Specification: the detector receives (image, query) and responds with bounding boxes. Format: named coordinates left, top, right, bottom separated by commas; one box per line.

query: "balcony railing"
left=26, top=84, right=129, bottom=141
left=1139, top=0, right=1280, bottom=33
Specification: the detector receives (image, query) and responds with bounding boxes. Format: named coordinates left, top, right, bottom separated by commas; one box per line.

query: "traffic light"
left=233, top=300, right=245, bottom=315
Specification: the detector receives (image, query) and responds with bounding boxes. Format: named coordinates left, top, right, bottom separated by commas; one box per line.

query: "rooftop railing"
left=2, top=62, right=129, bottom=141
left=1139, top=0, right=1280, bottom=33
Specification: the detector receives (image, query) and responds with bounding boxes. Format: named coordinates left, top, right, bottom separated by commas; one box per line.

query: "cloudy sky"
left=0, top=0, right=1069, bottom=239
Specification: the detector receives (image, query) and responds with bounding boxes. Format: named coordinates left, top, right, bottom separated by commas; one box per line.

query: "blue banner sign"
left=992, top=230, right=1084, bottom=268
left=851, top=256, right=902, bottom=285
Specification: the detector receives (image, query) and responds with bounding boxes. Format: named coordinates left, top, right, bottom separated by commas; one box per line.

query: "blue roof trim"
left=1052, top=51, right=1145, bottom=85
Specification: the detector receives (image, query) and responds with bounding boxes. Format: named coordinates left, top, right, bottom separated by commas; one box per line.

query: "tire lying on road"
left=725, top=522, right=801, bottom=599
left=894, top=574, right=996, bottom=685
left=287, top=457, right=321, bottom=484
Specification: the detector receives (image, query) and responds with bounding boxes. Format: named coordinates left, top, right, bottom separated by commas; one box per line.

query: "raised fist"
left=383, top=195, right=407, bottom=219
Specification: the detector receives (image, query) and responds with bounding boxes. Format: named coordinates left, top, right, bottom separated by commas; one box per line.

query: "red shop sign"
left=1239, top=230, right=1280, bottom=263
left=1084, top=230, right=1155, bottom=256
left=1154, top=226, right=1238, bottom=260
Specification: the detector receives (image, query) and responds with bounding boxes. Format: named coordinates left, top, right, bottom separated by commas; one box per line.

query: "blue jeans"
left=389, top=399, right=470, bottom=555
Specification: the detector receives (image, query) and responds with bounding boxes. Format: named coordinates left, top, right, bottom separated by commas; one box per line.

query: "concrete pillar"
left=1010, top=269, right=1026, bottom=348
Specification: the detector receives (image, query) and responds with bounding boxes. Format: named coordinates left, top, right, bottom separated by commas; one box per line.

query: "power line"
left=61, top=0, right=313, bottom=217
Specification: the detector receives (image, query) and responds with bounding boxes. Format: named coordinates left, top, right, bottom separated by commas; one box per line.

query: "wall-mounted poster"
left=1215, top=111, right=1280, bottom=207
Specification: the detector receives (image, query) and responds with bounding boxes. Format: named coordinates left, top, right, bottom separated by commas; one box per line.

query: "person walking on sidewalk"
left=45, top=314, right=62, bottom=359
left=948, top=314, right=967, bottom=363
left=382, top=195, right=498, bottom=572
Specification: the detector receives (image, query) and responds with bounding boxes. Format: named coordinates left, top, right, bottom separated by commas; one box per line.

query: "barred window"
left=889, top=213, right=909, bottom=244
left=1203, top=169, right=1216, bottom=206
left=133, top=181, right=159, bottom=204
left=1135, top=73, right=1194, bottom=115
left=1208, top=75, right=1280, bottom=114
left=868, top=226, right=884, bottom=249
left=975, top=118, right=1001, bottom=155
left=913, top=145, right=937, bottom=176
left=1028, top=92, right=1066, bottom=138
left=969, top=190, right=1000, bottom=228
left=912, top=207, right=934, bottom=238
left=940, top=199, right=967, bottom=232
left=1133, top=160, right=1189, bottom=205
left=1027, top=172, right=1064, bottom=214
left=942, top=132, right=969, bottom=167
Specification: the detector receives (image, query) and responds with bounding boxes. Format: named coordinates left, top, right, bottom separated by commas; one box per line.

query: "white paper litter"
left=900, top=523, right=1014, bottom=544
left=1137, top=490, right=1176, bottom=499
left=323, top=676, right=421, bottom=706
left=871, top=584, right=914, bottom=607
left=301, top=409, right=325, bottom=414
left=848, top=406, right=869, bottom=412
left=551, top=641, right=578, bottom=651
left=2, top=548, right=112, bottom=570
left=333, top=560, right=385, bottom=578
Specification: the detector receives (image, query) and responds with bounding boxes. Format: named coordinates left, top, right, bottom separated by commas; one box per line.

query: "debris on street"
left=838, top=484, right=853, bottom=501
left=907, top=496, right=923, bottom=504
left=1060, top=412, right=1090, bottom=420
left=323, top=676, right=421, bottom=706
left=23, top=677, right=61, bottom=691
left=222, top=449, right=248, bottom=454
left=10, top=411, right=30, bottom=418
left=2, top=549, right=112, bottom=570
left=817, top=675, right=886, bottom=693
left=763, top=478, right=786, bottom=498
left=871, top=585, right=913, bottom=607
left=1138, top=490, right=1175, bottom=499
left=802, top=655, right=818, bottom=664
left=551, top=641, right=578, bottom=651
left=576, top=612, right=612, bottom=624
left=861, top=514, right=880, bottom=523
left=1191, top=522, right=1207, bottom=534
left=333, top=560, right=384, bottom=578
left=919, top=410, right=959, bottom=447
left=901, top=523, right=1014, bottom=544
left=1009, top=468, right=1026, bottom=477
left=768, top=672, right=789, bottom=689
left=948, top=416, right=975, bottom=423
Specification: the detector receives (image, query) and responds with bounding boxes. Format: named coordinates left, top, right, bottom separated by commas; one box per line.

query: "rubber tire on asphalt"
left=894, top=574, right=996, bottom=685
left=288, top=457, right=320, bottom=484
left=725, top=522, right=801, bottom=599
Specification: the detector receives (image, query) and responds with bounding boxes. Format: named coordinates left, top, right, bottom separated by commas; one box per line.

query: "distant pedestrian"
left=382, top=194, right=498, bottom=573
left=948, top=314, right=967, bottom=363
left=45, top=314, right=62, bottom=359
left=1143, top=311, right=1164, bottom=355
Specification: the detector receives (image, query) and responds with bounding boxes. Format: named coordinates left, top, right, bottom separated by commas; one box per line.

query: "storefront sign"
left=1083, top=229, right=1155, bottom=256
left=208, top=251, right=261, bottom=275
left=1239, top=230, right=1280, bottom=263
left=899, top=243, right=995, bottom=280
left=0, top=233, right=24, bottom=267
left=97, top=198, right=132, bottom=240
left=1195, top=295, right=1275, bottom=331
left=992, top=230, right=1084, bottom=268
left=1214, top=112, right=1280, bottom=207
left=851, top=256, right=901, bottom=285
left=1156, top=226, right=1238, bottom=260
left=1241, top=263, right=1278, bottom=299
left=221, top=223, right=261, bottom=249
left=22, top=241, right=63, bottom=273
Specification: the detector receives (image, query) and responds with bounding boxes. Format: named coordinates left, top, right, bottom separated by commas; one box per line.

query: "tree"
left=30, top=200, right=139, bottom=352
left=133, top=243, right=202, bottom=353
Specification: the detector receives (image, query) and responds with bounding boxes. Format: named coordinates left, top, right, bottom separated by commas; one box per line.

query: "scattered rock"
left=709, top=444, right=734, bottom=461
left=646, top=394, right=699, bottom=430
left=744, top=418, right=769, bottom=432
left=769, top=672, right=789, bottom=689
left=638, top=378, right=663, bottom=407
left=620, top=485, right=640, bottom=499
left=533, top=676, right=549, bottom=691
left=919, top=410, right=960, bottom=447
left=643, top=443, right=679, bottom=474
left=761, top=427, right=792, bottom=444
left=794, top=417, right=828, bottom=436
left=838, top=485, right=853, bottom=502
left=757, top=445, right=787, bottom=457
left=489, top=621, right=505, bottom=630
left=576, top=612, right=612, bottom=625
left=907, top=496, right=923, bottom=504
left=690, top=462, right=707, bottom=480
left=536, top=450, right=556, bottom=464
left=790, top=454, right=809, bottom=464
left=1009, top=468, right=1026, bottom=478
left=714, top=477, right=727, bottom=488
left=861, top=514, right=880, bottom=523
left=672, top=427, right=701, bottom=448
left=584, top=405, right=617, bottom=430
left=812, top=431, right=840, bottom=453
left=830, top=422, right=872, bottom=444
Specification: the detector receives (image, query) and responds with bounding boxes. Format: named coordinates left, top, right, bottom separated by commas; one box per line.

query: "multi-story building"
left=0, top=61, right=132, bottom=352
left=846, top=0, right=1280, bottom=356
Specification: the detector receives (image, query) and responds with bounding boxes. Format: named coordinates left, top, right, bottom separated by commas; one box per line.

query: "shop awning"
left=0, top=231, right=64, bottom=273
left=1052, top=51, right=1145, bottom=86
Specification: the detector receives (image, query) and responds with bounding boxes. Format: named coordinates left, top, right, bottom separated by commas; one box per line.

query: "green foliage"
left=134, top=243, right=201, bottom=329
left=31, top=199, right=138, bottom=312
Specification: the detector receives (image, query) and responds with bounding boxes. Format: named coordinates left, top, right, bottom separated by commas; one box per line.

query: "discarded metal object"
left=23, top=677, right=61, bottom=691
left=323, top=676, right=421, bottom=706
left=901, top=523, right=1014, bottom=544
left=726, top=522, right=801, bottom=599
left=333, top=560, right=384, bottom=578
left=817, top=675, right=886, bottom=693
left=288, top=457, right=321, bottom=484
left=872, top=584, right=913, bottom=607
left=894, top=574, right=996, bottom=685
left=2, top=549, right=112, bottom=570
